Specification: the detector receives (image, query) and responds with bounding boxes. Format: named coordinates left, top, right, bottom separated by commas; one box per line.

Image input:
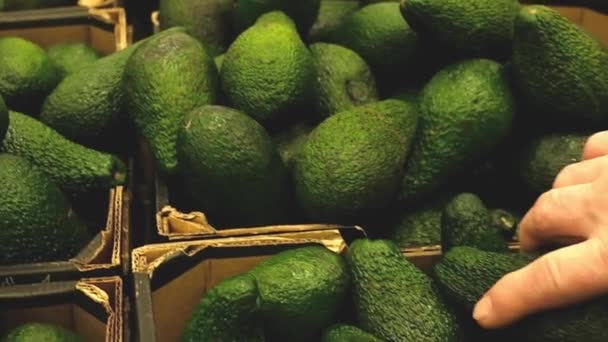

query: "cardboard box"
left=0, top=186, right=130, bottom=285
left=132, top=225, right=366, bottom=342
left=0, top=6, right=128, bottom=54
left=0, top=276, right=123, bottom=342
left=0, top=6, right=133, bottom=284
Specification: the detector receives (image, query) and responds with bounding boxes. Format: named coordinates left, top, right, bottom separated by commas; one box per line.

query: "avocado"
left=177, top=105, right=289, bottom=227
left=1, top=111, right=126, bottom=195
left=2, top=323, right=82, bottom=342
left=250, top=246, right=349, bottom=342
left=214, top=54, right=224, bottom=71
left=390, top=198, right=446, bottom=248
left=294, top=99, right=418, bottom=223
left=512, top=5, right=608, bottom=127
left=0, top=37, right=61, bottom=115
left=234, top=0, right=321, bottom=36
left=0, top=154, right=89, bottom=265
left=221, top=11, right=315, bottom=124
left=311, top=43, right=379, bottom=118
left=125, top=28, right=219, bottom=176
left=490, top=208, right=521, bottom=240
left=181, top=273, right=264, bottom=342
left=400, top=0, right=520, bottom=59
left=346, top=239, right=460, bottom=341
left=47, top=42, right=99, bottom=78
left=330, top=3, right=418, bottom=87
left=322, top=324, right=382, bottom=342
left=441, top=193, right=508, bottom=253
left=519, top=133, right=587, bottom=194
left=159, top=0, right=234, bottom=57
left=273, top=122, right=314, bottom=169
left=0, top=95, right=6, bottom=141
left=308, top=1, right=360, bottom=42
left=434, top=246, right=608, bottom=341
left=40, top=43, right=141, bottom=151
left=400, top=59, right=515, bottom=202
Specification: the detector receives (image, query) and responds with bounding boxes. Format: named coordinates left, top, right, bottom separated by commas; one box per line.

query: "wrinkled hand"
left=473, top=131, right=608, bottom=329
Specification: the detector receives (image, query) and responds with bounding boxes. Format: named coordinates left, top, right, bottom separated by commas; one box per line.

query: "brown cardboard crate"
left=132, top=225, right=366, bottom=342
left=0, top=6, right=128, bottom=54
left=0, top=6, right=133, bottom=284
left=0, top=186, right=130, bottom=285
left=581, top=8, right=608, bottom=46
left=0, top=276, right=123, bottom=342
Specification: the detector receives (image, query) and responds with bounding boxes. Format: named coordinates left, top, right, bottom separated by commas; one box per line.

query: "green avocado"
left=401, top=0, right=520, bottom=58
left=346, top=239, right=460, bottom=341
left=321, top=324, right=382, bottom=342
left=330, top=3, right=418, bottom=87
left=2, top=323, right=82, bottom=342
left=400, top=59, right=515, bottom=202
left=0, top=154, right=89, bottom=265
left=512, top=5, right=608, bottom=127
left=221, top=12, right=315, bottom=124
left=0, top=37, right=61, bottom=115
left=47, top=42, right=99, bottom=78
left=310, top=43, right=379, bottom=118
left=125, top=28, right=219, bottom=176
left=177, top=105, right=289, bottom=227
left=519, top=133, right=587, bottom=194
left=0, top=95, right=7, bottom=141
left=294, top=100, right=418, bottom=223
left=308, top=1, right=360, bottom=42
left=181, top=273, right=264, bottom=342
left=250, top=246, right=350, bottom=342
left=159, top=0, right=234, bottom=57
left=234, top=0, right=321, bottom=36
left=441, top=193, right=508, bottom=253
left=1, top=111, right=126, bottom=195
left=434, top=246, right=608, bottom=341
left=40, top=43, right=141, bottom=151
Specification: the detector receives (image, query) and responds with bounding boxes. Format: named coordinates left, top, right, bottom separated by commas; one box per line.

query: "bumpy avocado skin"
left=0, top=154, right=89, bottom=265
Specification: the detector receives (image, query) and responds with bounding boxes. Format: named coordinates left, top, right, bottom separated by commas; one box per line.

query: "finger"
left=473, top=239, right=608, bottom=329
left=553, top=155, right=608, bottom=188
left=518, top=184, right=596, bottom=251
left=583, top=131, right=608, bottom=160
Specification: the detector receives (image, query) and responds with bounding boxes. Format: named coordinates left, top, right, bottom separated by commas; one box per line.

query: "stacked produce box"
left=0, top=0, right=608, bottom=341
left=0, top=6, right=129, bottom=342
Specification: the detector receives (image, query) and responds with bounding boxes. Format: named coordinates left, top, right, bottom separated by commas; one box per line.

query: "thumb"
left=473, top=238, right=608, bottom=329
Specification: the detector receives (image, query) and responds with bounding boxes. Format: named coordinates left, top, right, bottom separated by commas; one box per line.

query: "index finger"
left=473, top=238, right=608, bottom=329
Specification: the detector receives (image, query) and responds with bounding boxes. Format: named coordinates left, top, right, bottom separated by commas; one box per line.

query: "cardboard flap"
left=70, top=187, right=123, bottom=272
left=133, top=225, right=367, bottom=275
left=78, top=0, right=118, bottom=8
left=157, top=205, right=367, bottom=241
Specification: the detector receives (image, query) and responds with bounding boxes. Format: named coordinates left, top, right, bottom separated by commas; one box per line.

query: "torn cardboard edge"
left=0, top=276, right=122, bottom=342
left=0, top=187, right=126, bottom=285
left=132, top=225, right=366, bottom=277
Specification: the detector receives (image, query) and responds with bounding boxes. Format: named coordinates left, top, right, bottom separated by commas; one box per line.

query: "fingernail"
left=473, top=295, right=493, bottom=322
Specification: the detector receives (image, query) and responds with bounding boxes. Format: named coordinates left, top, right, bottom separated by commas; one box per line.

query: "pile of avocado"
left=148, top=0, right=607, bottom=239
left=0, top=38, right=127, bottom=264
left=182, top=238, right=608, bottom=341
left=146, top=1, right=608, bottom=339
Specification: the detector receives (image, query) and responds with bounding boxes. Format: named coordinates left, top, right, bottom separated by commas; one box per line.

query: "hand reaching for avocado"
left=474, top=131, right=608, bottom=329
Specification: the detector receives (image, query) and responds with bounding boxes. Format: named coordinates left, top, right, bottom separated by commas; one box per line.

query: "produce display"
left=149, top=0, right=608, bottom=239
left=0, top=38, right=126, bottom=265
left=182, top=240, right=608, bottom=341
left=1, top=0, right=608, bottom=340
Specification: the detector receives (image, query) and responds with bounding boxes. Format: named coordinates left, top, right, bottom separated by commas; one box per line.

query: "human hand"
left=472, top=131, right=608, bottom=329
